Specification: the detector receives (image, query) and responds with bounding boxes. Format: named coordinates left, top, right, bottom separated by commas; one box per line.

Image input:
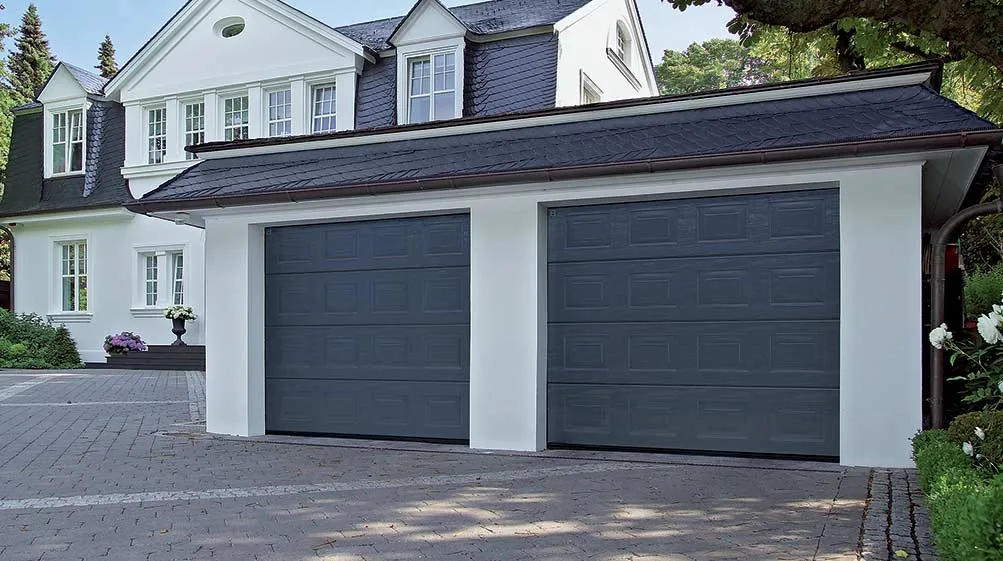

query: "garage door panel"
left=550, top=253, right=839, bottom=323
left=265, top=215, right=469, bottom=275
left=549, top=191, right=838, bottom=263
left=548, top=321, right=838, bottom=388
left=265, top=215, right=470, bottom=441
left=266, top=267, right=470, bottom=327
left=266, top=325, right=469, bottom=382
left=548, top=384, right=838, bottom=456
left=266, top=379, right=468, bottom=439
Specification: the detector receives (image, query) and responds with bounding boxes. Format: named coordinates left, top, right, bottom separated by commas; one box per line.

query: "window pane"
left=78, top=275, right=87, bottom=312
left=311, top=85, right=336, bottom=134
left=409, top=96, right=430, bottom=124
left=172, top=254, right=185, bottom=305
left=224, top=96, right=250, bottom=141
left=410, top=59, right=430, bottom=95
left=148, top=108, right=167, bottom=165
left=52, top=143, right=66, bottom=174
left=78, top=243, right=87, bottom=274
left=433, top=91, right=455, bottom=120
left=70, top=142, right=83, bottom=172
left=70, top=111, right=84, bottom=141
left=62, top=277, right=74, bottom=312
left=433, top=53, right=455, bottom=92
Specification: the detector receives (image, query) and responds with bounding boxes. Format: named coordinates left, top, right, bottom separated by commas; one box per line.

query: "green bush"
left=965, top=265, right=1003, bottom=319
left=0, top=310, right=82, bottom=369
left=913, top=430, right=1003, bottom=561
left=948, top=411, right=1003, bottom=473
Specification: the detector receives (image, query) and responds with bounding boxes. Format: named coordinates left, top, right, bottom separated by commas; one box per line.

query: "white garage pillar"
left=469, top=198, right=548, bottom=451
left=204, top=219, right=266, bottom=437
left=839, top=163, right=924, bottom=468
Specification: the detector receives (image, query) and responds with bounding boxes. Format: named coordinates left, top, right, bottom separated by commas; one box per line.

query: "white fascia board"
left=37, top=65, right=88, bottom=105
left=625, top=0, right=658, bottom=93
left=1, top=208, right=133, bottom=224
left=389, top=0, right=468, bottom=47
left=200, top=69, right=934, bottom=161
left=248, top=0, right=373, bottom=62
left=554, top=0, right=606, bottom=32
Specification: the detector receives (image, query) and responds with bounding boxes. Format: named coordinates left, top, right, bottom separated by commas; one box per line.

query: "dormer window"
left=51, top=109, right=85, bottom=175
left=406, top=52, right=457, bottom=124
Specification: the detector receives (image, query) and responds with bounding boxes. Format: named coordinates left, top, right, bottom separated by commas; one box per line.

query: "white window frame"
left=396, top=40, right=464, bottom=125
left=266, top=88, right=293, bottom=137
left=222, top=94, right=250, bottom=141
left=48, top=235, right=92, bottom=321
left=615, top=22, right=632, bottom=66
left=310, top=84, right=337, bottom=134
left=132, top=244, right=187, bottom=315
left=580, top=72, right=603, bottom=105
left=147, top=106, right=168, bottom=165
left=44, top=101, right=88, bottom=178
left=183, top=100, right=205, bottom=160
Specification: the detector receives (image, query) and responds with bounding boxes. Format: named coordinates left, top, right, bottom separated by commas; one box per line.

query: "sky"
left=0, top=0, right=735, bottom=72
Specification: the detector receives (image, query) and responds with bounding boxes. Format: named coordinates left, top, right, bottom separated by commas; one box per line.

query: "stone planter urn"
left=171, top=318, right=188, bottom=347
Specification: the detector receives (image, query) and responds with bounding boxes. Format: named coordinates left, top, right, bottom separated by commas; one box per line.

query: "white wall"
left=556, top=0, right=657, bottom=106
left=12, top=212, right=206, bottom=363
left=197, top=154, right=926, bottom=467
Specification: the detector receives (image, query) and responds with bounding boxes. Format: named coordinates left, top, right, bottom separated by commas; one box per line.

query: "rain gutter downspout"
left=930, top=164, right=1003, bottom=429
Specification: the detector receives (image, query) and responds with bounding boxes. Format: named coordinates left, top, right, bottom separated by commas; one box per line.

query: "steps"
left=89, top=345, right=206, bottom=371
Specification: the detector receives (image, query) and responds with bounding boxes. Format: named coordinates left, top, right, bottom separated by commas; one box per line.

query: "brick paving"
left=0, top=370, right=939, bottom=560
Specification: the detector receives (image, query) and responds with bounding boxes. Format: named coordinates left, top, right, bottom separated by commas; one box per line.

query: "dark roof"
left=136, top=84, right=1000, bottom=211
left=62, top=63, right=108, bottom=95
left=0, top=102, right=130, bottom=217
left=12, top=101, right=42, bottom=112
left=337, top=0, right=590, bottom=51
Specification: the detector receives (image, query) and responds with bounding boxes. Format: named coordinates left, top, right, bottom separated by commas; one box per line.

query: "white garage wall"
left=200, top=156, right=926, bottom=468
left=12, top=211, right=206, bottom=363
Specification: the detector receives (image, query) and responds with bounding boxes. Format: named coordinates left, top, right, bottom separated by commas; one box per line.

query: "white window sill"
left=130, top=307, right=169, bottom=318
left=46, top=171, right=85, bottom=179
left=48, top=312, right=93, bottom=324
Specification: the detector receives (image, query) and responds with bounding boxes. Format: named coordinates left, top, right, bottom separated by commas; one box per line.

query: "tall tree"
left=656, top=38, right=780, bottom=94
left=96, top=35, right=117, bottom=79
left=7, top=4, right=55, bottom=103
left=0, top=5, right=17, bottom=198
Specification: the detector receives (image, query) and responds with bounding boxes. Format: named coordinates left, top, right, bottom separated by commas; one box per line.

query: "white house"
left=1, top=0, right=655, bottom=364
left=4, top=0, right=1001, bottom=470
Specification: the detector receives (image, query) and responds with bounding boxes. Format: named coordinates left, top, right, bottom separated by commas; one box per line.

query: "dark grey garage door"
left=265, top=215, right=470, bottom=440
left=548, top=189, right=840, bottom=457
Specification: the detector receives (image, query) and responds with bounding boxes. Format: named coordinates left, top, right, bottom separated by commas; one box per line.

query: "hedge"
left=0, top=310, right=82, bottom=369
left=912, top=430, right=1003, bottom=561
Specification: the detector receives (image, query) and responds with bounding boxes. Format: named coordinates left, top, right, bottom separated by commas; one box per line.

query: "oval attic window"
left=214, top=17, right=245, bottom=39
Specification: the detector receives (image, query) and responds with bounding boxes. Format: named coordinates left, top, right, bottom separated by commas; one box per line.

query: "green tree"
left=656, top=38, right=776, bottom=94
left=96, top=35, right=117, bottom=79
left=7, top=4, right=55, bottom=103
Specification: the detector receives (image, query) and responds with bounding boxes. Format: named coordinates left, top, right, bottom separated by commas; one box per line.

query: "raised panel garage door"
left=265, top=215, right=470, bottom=440
left=548, top=190, right=840, bottom=457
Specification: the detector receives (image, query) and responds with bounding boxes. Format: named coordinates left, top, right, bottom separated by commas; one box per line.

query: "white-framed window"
left=311, top=84, right=337, bottom=133
left=406, top=52, right=456, bottom=124
left=615, top=22, right=632, bottom=66
left=51, top=109, right=85, bottom=175
left=147, top=107, right=167, bottom=165
left=581, top=72, right=603, bottom=105
left=58, top=241, right=88, bottom=313
left=184, top=102, right=205, bottom=160
left=223, top=95, right=249, bottom=141
left=137, top=249, right=185, bottom=309
left=267, top=89, right=293, bottom=137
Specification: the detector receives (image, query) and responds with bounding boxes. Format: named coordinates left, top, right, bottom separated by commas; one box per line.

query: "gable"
left=37, top=65, right=88, bottom=104
left=390, top=0, right=468, bottom=47
left=106, top=0, right=369, bottom=103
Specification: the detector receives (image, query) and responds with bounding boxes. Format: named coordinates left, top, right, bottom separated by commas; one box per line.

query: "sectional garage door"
left=264, top=215, right=470, bottom=440
left=548, top=189, right=840, bottom=457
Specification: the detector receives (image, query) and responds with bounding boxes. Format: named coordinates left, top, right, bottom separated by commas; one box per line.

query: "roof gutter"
left=126, top=129, right=1003, bottom=215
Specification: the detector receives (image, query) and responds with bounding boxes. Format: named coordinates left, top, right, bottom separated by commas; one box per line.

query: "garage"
left=547, top=190, right=840, bottom=457
left=264, top=214, right=471, bottom=440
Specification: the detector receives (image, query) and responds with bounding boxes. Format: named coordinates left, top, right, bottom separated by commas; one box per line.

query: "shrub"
left=0, top=310, right=83, bottom=369
left=948, top=412, right=1003, bottom=474
left=913, top=430, right=1003, bottom=561
left=965, top=265, right=1003, bottom=319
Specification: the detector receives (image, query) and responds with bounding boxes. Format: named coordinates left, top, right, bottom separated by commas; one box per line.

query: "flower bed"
left=912, top=429, right=1003, bottom=561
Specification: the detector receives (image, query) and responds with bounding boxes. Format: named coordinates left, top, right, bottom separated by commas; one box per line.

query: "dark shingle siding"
left=143, top=85, right=998, bottom=205
left=336, top=0, right=590, bottom=51
left=356, top=55, right=398, bottom=130
left=0, top=101, right=130, bottom=217
left=465, top=34, right=557, bottom=117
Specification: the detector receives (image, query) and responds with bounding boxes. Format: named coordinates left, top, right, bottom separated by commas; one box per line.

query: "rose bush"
left=929, top=293, right=1003, bottom=411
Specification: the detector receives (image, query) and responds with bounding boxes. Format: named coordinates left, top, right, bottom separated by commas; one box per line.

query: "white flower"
left=928, top=324, right=953, bottom=349
left=978, top=314, right=1003, bottom=345
left=975, top=427, right=986, bottom=440
left=963, top=442, right=975, bottom=456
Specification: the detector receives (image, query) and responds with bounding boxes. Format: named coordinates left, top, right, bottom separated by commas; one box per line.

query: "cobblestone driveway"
left=0, top=371, right=930, bottom=560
